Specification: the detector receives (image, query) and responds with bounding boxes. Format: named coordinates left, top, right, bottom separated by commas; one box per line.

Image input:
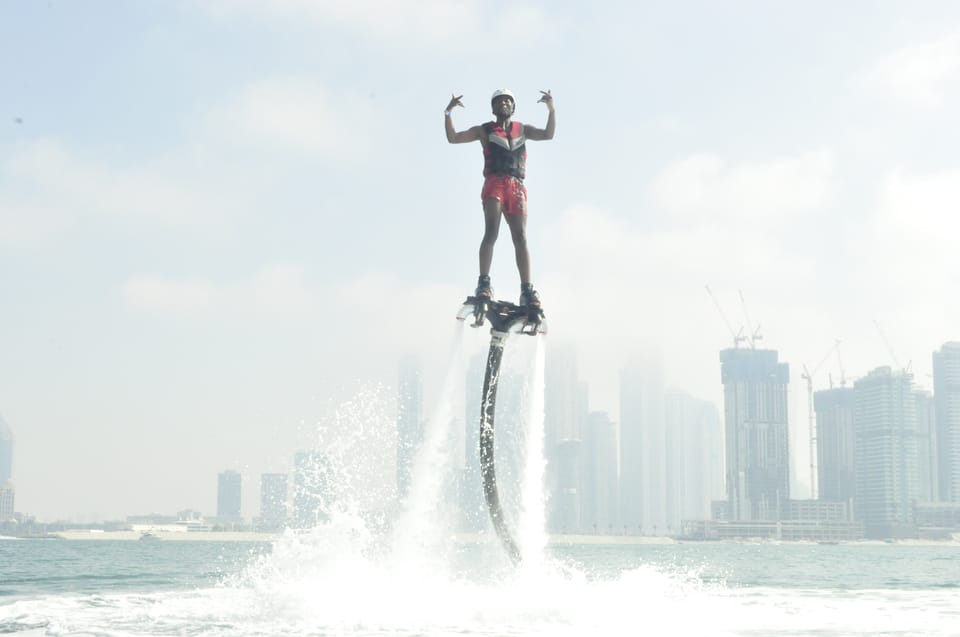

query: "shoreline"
left=5, top=530, right=956, bottom=545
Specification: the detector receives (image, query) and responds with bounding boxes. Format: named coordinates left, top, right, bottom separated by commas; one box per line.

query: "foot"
left=475, top=275, right=493, bottom=299
left=519, top=283, right=541, bottom=308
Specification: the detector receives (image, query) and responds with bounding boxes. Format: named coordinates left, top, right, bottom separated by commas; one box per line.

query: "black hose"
left=480, top=331, right=522, bottom=564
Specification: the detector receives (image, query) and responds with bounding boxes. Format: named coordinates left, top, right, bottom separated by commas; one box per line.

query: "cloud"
left=208, top=79, right=377, bottom=158
left=876, top=167, right=960, bottom=251
left=533, top=185, right=956, bottom=408
left=196, top=0, right=554, bottom=47
left=0, top=201, right=68, bottom=246
left=1, top=76, right=376, bottom=246
left=649, top=151, right=835, bottom=225
left=123, top=265, right=463, bottom=355
left=124, top=275, right=217, bottom=315
left=861, top=33, right=960, bottom=107
left=535, top=204, right=827, bottom=413
left=199, top=0, right=478, bottom=43
left=124, top=264, right=321, bottom=318
left=851, top=167, right=960, bottom=328
left=541, top=204, right=817, bottom=330
left=0, top=139, right=236, bottom=243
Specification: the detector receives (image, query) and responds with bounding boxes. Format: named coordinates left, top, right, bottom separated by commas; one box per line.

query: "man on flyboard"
left=444, top=89, right=556, bottom=310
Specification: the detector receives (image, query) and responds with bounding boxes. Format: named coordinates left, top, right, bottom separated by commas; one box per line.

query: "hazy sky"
left=2, top=1, right=959, bottom=521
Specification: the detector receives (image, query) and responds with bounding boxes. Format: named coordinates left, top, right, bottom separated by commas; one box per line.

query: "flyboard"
left=457, top=295, right=546, bottom=564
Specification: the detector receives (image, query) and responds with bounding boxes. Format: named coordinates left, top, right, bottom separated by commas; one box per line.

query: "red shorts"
left=481, top=175, right=527, bottom=216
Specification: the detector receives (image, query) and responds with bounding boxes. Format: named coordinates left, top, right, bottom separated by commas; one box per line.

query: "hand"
left=446, top=93, right=465, bottom=112
left=537, top=90, right=554, bottom=110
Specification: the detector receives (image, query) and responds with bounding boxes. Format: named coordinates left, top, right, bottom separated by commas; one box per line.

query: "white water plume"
left=389, top=326, right=469, bottom=569
left=305, top=381, right=396, bottom=521
left=517, top=335, right=548, bottom=568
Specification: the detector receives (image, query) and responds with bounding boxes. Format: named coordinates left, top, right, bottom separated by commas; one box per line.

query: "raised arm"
left=524, top=90, right=556, bottom=141
left=444, top=93, right=484, bottom=144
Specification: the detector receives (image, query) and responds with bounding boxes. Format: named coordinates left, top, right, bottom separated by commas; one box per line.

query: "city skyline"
left=6, top=335, right=960, bottom=543
left=3, top=339, right=954, bottom=527
left=4, top=2, right=960, bottom=520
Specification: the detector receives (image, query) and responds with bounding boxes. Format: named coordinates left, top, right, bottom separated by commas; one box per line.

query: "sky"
left=1, top=1, right=959, bottom=521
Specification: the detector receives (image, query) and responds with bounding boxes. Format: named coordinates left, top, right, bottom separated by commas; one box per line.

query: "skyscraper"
left=0, top=483, right=13, bottom=522
left=259, top=473, right=288, bottom=530
left=545, top=345, right=582, bottom=445
left=397, top=355, right=424, bottom=501
left=814, top=387, right=856, bottom=503
left=217, top=470, right=242, bottom=521
left=545, top=344, right=586, bottom=532
left=853, top=366, right=919, bottom=538
left=552, top=439, right=581, bottom=532
left=915, top=389, right=938, bottom=502
left=664, top=390, right=724, bottom=529
left=720, top=347, right=790, bottom=521
left=581, top=410, right=618, bottom=534
left=620, top=353, right=666, bottom=534
left=933, top=342, right=960, bottom=502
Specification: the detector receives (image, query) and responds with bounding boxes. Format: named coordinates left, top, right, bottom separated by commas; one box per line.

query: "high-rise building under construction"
left=719, top=348, right=790, bottom=521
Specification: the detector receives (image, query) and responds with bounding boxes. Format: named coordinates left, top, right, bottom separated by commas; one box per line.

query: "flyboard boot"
left=519, top=283, right=544, bottom=327
left=470, top=275, right=493, bottom=326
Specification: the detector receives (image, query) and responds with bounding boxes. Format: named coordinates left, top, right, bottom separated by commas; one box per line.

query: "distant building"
left=545, top=344, right=586, bottom=532
left=259, top=473, right=288, bottom=530
left=685, top=498, right=862, bottom=541
left=553, top=439, right=581, bottom=533
left=914, top=501, right=960, bottom=537
left=665, top=390, right=724, bottom=531
left=580, top=411, right=618, bottom=534
left=719, top=348, right=790, bottom=522
left=0, top=414, right=13, bottom=485
left=293, top=450, right=332, bottom=528
left=0, top=415, right=13, bottom=523
left=685, top=499, right=861, bottom=541
left=933, top=342, right=960, bottom=502
left=620, top=353, right=667, bottom=535
left=0, top=481, right=13, bottom=522
left=915, top=389, right=938, bottom=502
left=396, top=355, right=424, bottom=502
left=814, top=387, right=856, bottom=504
left=853, top=366, right=919, bottom=539
left=217, top=470, right=242, bottom=521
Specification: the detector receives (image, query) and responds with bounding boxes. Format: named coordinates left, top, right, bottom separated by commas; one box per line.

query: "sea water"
left=1, top=539, right=959, bottom=635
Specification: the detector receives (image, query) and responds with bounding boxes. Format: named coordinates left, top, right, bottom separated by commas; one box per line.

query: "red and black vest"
left=482, top=121, right=526, bottom=180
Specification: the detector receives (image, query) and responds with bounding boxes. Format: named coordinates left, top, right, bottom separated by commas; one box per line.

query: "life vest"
left=482, top=121, right=526, bottom=180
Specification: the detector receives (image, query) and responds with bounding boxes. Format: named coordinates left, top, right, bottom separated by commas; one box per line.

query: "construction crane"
left=836, top=341, right=847, bottom=387
left=705, top=285, right=746, bottom=348
left=801, top=339, right=841, bottom=500
left=738, top=289, right=763, bottom=349
left=873, top=320, right=912, bottom=374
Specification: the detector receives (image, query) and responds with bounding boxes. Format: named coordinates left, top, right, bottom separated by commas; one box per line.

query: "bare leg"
left=480, top=199, right=502, bottom=276
left=504, top=212, right=531, bottom=285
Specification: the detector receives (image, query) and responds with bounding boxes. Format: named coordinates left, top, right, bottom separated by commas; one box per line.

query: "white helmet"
left=490, top=88, right=516, bottom=105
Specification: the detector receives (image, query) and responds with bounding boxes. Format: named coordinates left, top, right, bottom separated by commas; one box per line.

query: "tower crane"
left=873, top=320, right=912, bottom=374
left=739, top=289, right=763, bottom=349
left=802, top=339, right=841, bottom=500
left=705, top=285, right=746, bottom=349
left=836, top=341, right=847, bottom=387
